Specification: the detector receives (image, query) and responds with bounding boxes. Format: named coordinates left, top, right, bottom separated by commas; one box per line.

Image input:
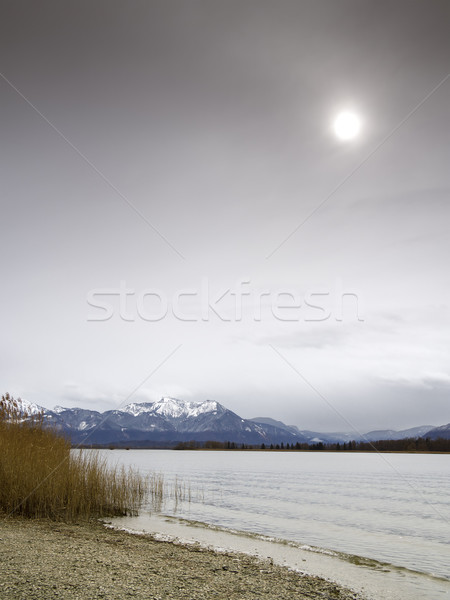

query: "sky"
left=1, top=0, right=449, bottom=432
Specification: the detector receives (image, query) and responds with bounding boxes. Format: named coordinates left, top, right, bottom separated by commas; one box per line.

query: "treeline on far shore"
left=174, top=437, right=450, bottom=452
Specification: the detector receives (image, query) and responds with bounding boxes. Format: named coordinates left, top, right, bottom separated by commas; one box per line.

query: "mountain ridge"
left=248, top=418, right=437, bottom=443
left=3, top=396, right=447, bottom=445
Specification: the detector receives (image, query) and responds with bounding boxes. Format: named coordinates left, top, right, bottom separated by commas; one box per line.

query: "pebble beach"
left=0, top=518, right=362, bottom=600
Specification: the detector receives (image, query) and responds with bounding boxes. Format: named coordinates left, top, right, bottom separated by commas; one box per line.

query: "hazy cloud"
left=1, top=0, right=449, bottom=430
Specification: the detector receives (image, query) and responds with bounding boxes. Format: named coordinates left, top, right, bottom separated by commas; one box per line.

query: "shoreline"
left=109, top=512, right=450, bottom=600
left=77, top=446, right=450, bottom=454
left=0, top=516, right=361, bottom=600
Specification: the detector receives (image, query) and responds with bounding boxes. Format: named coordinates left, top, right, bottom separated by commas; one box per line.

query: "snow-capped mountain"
left=4, top=394, right=443, bottom=446
left=50, top=407, right=103, bottom=431
left=35, top=397, right=304, bottom=446
left=1, top=396, right=57, bottom=428
left=123, top=398, right=222, bottom=420
left=2, top=396, right=45, bottom=417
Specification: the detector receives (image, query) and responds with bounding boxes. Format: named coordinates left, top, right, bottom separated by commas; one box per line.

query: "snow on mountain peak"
left=123, top=397, right=222, bottom=419
left=123, top=402, right=155, bottom=417
left=2, top=396, right=44, bottom=416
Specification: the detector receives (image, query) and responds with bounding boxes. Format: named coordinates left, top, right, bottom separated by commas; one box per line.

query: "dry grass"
left=0, top=394, right=146, bottom=520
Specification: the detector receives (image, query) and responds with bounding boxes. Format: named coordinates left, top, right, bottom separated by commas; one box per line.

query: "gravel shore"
left=0, top=517, right=363, bottom=600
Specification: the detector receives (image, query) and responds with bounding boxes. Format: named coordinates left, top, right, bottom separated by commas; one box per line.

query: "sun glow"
left=333, top=111, right=361, bottom=140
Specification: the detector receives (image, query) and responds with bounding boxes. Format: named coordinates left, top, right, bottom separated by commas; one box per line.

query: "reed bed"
left=145, top=472, right=195, bottom=512
left=0, top=394, right=146, bottom=520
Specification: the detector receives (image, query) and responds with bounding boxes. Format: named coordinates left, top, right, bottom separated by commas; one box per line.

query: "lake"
left=99, top=450, right=450, bottom=599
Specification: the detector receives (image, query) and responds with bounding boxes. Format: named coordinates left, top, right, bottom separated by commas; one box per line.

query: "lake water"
left=100, top=450, right=450, bottom=599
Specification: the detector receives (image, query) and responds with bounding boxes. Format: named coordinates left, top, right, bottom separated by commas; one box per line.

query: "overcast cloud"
left=1, top=0, right=449, bottom=432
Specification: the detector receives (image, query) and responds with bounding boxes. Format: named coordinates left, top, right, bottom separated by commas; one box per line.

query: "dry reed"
left=0, top=394, right=146, bottom=520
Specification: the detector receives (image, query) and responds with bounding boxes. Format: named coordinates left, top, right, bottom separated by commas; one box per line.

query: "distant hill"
left=363, top=425, right=436, bottom=441
left=426, top=423, right=450, bottom=440
left=251, top=419, right=436, bottom=444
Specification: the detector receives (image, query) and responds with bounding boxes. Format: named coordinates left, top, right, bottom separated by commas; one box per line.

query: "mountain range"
left=8, top=396, right=449, bottom=446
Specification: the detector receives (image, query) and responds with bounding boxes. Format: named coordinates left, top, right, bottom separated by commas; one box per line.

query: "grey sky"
left=1, top=1, right=449, bottom=432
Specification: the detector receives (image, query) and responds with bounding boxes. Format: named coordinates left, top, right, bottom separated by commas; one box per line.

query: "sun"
left=333, top=111, right=361, bottom=140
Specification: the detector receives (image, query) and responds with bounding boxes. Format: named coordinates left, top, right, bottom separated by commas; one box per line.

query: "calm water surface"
left=101, top=450, right=450, bottom=595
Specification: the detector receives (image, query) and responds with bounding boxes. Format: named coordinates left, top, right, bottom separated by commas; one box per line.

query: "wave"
left=156, top=513, right=450, bottom=584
